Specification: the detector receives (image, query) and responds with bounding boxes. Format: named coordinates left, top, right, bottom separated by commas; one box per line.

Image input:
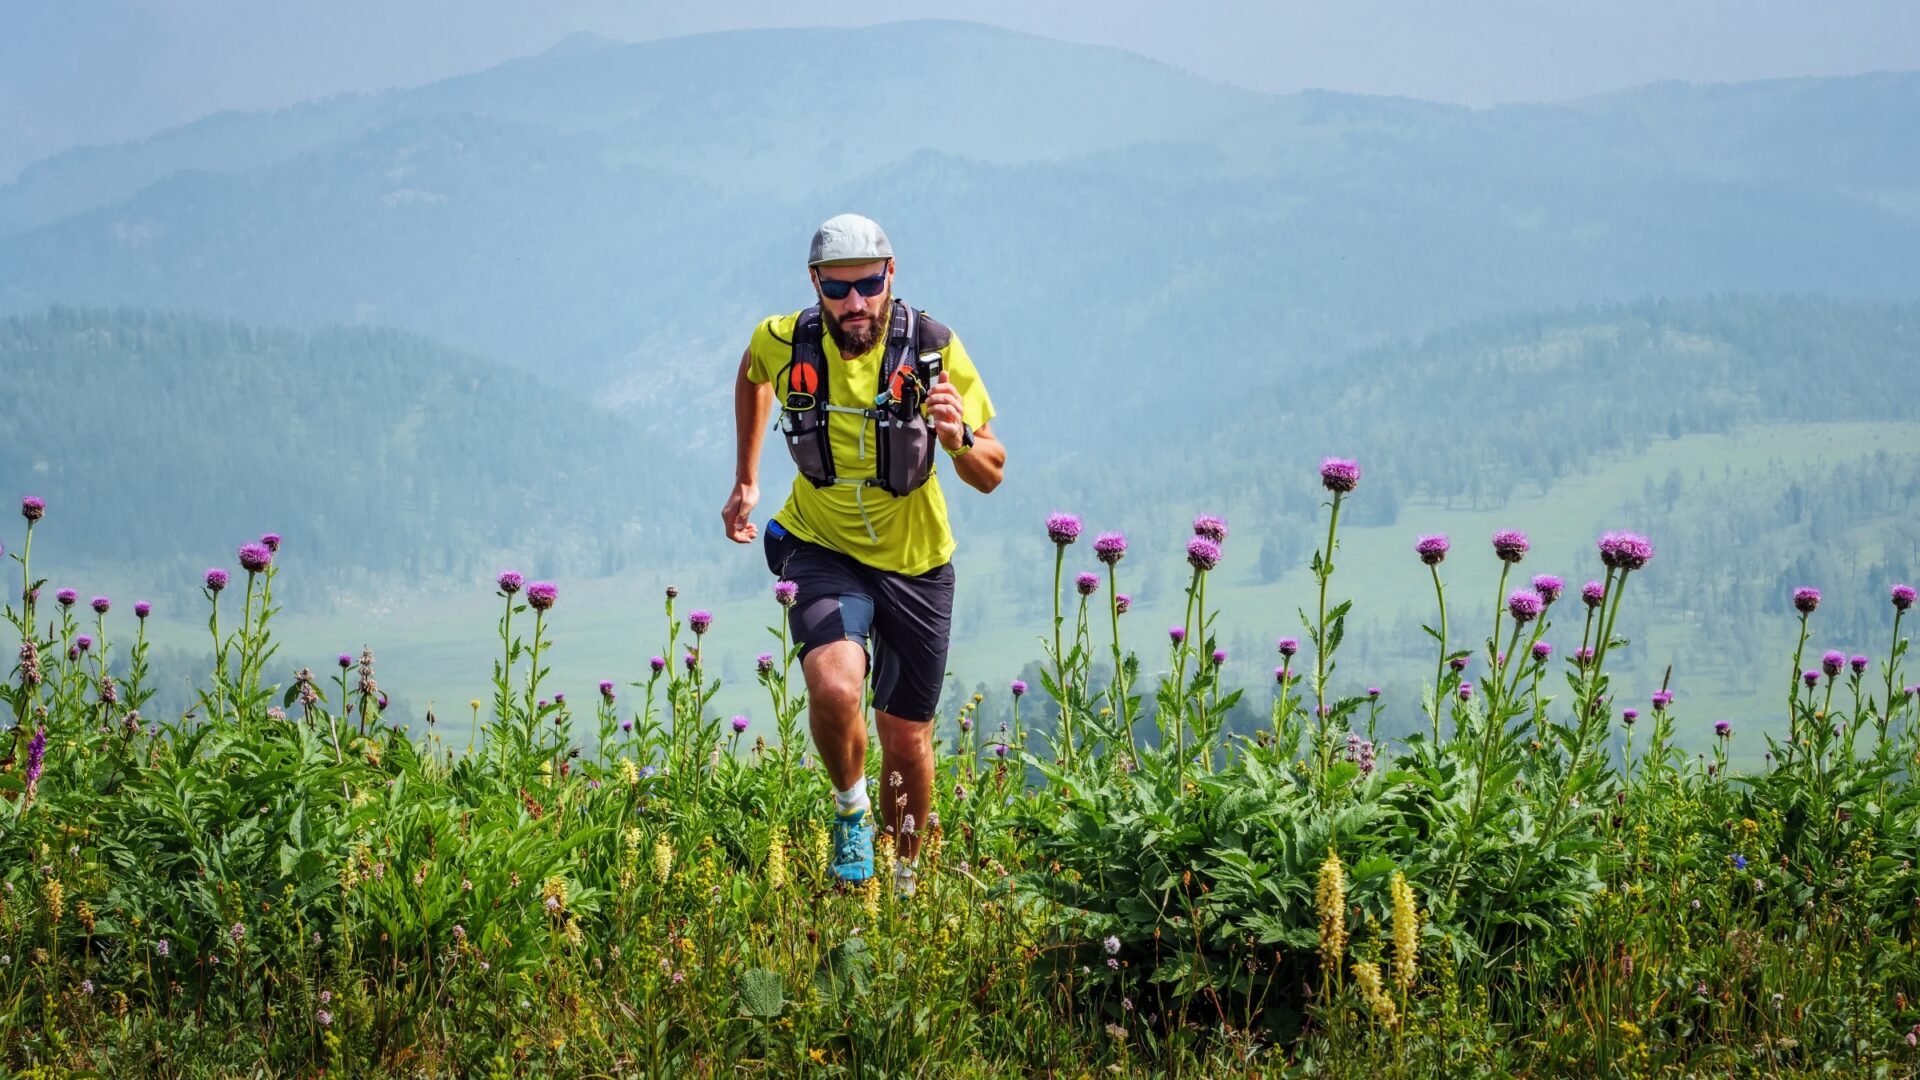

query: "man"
left=723, top=213, right=1004, bottom=892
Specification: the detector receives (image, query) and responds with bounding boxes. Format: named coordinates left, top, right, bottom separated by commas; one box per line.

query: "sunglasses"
left=815, top=268, right=888, bottom=301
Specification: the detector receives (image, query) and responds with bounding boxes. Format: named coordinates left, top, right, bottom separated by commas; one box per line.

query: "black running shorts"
left=762, top=518, right=954, bottom=723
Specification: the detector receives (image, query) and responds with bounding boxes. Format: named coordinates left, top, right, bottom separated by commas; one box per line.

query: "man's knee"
left=804, top=641, right=867, bottom=715
left=876, top=711, right=933, bottom=759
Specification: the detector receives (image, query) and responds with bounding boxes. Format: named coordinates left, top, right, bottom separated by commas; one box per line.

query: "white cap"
left=808, top=213, right=893, bottom=267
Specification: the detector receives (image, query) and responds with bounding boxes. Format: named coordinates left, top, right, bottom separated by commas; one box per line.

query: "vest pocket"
left=881, top=416, right=934, bottom=495
left=782, top=410, right=833, bottom=486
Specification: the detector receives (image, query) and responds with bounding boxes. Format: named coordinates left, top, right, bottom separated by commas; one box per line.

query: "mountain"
left=0, top=307, right=695, bottom=609
left=2, top=23, right=1916, bottom=456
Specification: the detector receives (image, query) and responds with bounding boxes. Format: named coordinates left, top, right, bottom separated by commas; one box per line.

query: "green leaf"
left=738, top=967, right=785, bottom=1017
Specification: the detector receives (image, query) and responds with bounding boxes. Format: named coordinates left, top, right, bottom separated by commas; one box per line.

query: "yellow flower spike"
left=620, top=758, right=640, bottom=786
left=767, top=834, right=789, bottom=891
left=1390, top=871, right=1419, bottom=992
left=45, top=879, right=64, bottom=925
left=1314, top=850, right=1346, bottom=982
left=652, top=839, right=674, bottom=884
left=862, top=877, right=880, bottom=920
left=1353, top=960, right=1399, bottom=1026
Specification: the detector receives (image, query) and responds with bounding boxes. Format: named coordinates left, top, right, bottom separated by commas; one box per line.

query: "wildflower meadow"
left=4, top=463, right=1919, bottom=1078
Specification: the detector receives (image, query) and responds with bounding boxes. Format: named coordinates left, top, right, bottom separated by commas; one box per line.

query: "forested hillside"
left=0, top=308, right=694, bottom=610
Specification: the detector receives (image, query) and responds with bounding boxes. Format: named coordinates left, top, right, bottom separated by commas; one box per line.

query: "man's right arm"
left=724, top=347, right=772, bottom=543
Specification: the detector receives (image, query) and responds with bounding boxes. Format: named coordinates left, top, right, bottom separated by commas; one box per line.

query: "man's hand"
left=722, top=481, right=759, bottom=543
left=926, top=372, right=967, bottom=451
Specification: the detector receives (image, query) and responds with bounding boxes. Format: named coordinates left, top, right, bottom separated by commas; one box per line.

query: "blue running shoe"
left=830, top=806, right=874, bottom=883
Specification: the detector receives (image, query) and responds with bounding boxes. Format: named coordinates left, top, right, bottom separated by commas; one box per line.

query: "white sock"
left=835, top=781, right=869, bottom=815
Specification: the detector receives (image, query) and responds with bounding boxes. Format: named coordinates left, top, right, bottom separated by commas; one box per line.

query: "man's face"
left=812, top=259, right=892, bottom=356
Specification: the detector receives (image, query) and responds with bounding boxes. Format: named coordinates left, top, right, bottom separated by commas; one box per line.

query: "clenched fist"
left=925, top=372, right=967, bottom=451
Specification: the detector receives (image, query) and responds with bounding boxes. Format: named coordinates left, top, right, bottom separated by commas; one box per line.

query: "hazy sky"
left=2, top=0, right=1916, bottom=178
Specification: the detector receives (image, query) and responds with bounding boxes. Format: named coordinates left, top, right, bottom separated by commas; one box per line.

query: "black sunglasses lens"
left=820, top=273, right=885, bottom=300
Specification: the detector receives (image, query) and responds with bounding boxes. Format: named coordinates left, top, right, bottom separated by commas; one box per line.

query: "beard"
left=823, top=293, right=890, bottom=356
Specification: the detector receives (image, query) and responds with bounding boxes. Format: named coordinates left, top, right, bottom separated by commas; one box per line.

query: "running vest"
left=775, top=302, right=953, bottom=538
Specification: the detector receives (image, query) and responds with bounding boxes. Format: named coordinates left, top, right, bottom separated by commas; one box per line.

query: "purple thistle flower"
left=378, top=692, right=388, bottom=710
left=1367, top=687, right=1382, bottom=699
left=994, top=743, right=1009, bottom=758
left=960, top=716, right=972, bottom=732
left=1075, top=572, right=1100, bottom=597
left=1491, top=529, right=1530, bottom=563
left=334, top=653, right=352, bottom=671
left=1277, top=637, right=1300, bottom=658
left=1851, top=655, right=1870, bottom=675
left=134, top=601, right=151, bottom=619
left=621, top=718, right=634, bottom=733
left=1581, top=581, right=1606, bottom=609
left=1507, top=590, right=1545, bottom=625
left=1597, top=531, right=1655, bottom=572
left=1532, top=641, right=1554, bottom=661
left=1414, top=534, right=1450, bottom=566
left=1168, top=626, right=1185, bottom=644
left=599, top=679, right=615, bottom=701
left=1894, top=584, right=1917, bottom=612
left=1449, top=656, right=1470, bottom=672
left=1046, top=512, right=1083, bottom=546
left=1458, top=684, right=1474, bottom=701
left=1115, top=594, right=1131, bottom=615
left=76, top=634, right=92, bottom=653
left=1802, top=669, right=1821, bottom=688
left=756, top=654, right=775, bottom=676
left=1211, top=648, right=1227, bottom=666
left=1093, top=532, right=1127, bottom=565
left=25, top=726, right=46, bottom=787
left=1320, top=457, right=1361, bottom=494
left=56, top=588, right=77, bottom=608
left=684, top=653, right=698, bottom=672
left=87, top=595, right=110, bottom=615
left=1574, top=647, right=1595, bottom=666
left=525, top=582, right=558, bottom=611
left=1191, top=515, right=1229, bottom=544
left=238, top=542, right=273, bottom=574
left=773, top=580, right=799, bottom=607
left=1792, top=587, right=1821, bottom=614
left=21, top=496, right=45, bottom=522
left=1011, top=679, right=1028, bottom=697
left=1714, top=719, right=1731, bottom=738
left=1622, top=708, right=1639, bottom=724
left=1274, top=667, right=1288, bottom=685
left=688, top=610, right=712, bottom=635
left=650, top=656, right=666, bottom=674
left=496, top=571, right=524, bottom=595
left=1531, top=575, right=1565, bottom=604
left=731, top=716, right=749, bottom=734
left=259, top=533, right=281, bottom=553
left=1821, top=650, right=1845, bottom=679
left=1185, top=536, right=1221, bottom=572
left=204, top=569, right=229, bottom=593
left=1651, top=689, right=1674, bottom=711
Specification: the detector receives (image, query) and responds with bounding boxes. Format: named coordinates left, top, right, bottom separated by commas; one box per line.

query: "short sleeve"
left=745, top=313, right=800, bottom=386
left=939, top=333, right=996, bottom=432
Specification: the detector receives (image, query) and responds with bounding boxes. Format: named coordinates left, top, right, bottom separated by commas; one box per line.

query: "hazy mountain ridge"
left=0, top=307, right=698, bottom=608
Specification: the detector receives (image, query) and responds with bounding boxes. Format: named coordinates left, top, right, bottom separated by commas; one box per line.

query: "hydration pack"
left=773, top=300, right=952, bottom=540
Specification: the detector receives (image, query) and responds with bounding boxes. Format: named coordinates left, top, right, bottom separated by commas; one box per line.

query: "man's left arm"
left=926, top=372, right=1003, bottom=494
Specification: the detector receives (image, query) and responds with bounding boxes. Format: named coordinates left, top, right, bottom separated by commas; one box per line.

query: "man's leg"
left=804, top=640, right=870, bottom=795
left=867, top=560, right=956, bottom=868
left=764, top=524, right=878, bottom=882
left=876, top=710, right=934, bottom=862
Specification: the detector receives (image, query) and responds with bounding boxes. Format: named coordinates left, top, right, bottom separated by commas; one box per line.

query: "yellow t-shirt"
left=747, top=306, right=995, bottom=576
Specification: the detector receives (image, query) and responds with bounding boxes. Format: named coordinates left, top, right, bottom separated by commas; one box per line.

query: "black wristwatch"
left=945, top=423, right=974, bottom=457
